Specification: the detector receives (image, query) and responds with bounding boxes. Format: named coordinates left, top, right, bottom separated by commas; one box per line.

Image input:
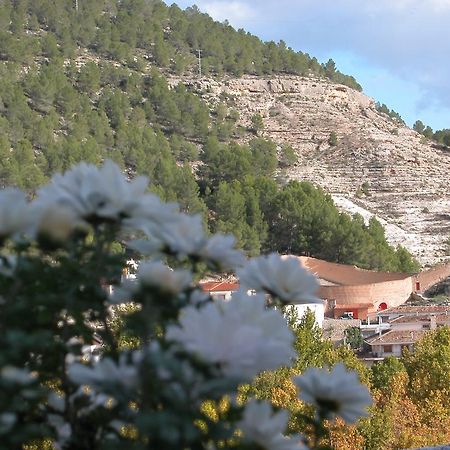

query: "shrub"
left=328, top=131, right=338, bottom=146
left=0, top=160, right=372, bottom=449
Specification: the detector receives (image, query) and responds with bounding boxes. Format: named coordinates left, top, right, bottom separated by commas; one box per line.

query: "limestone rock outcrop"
left=173, top=75, right=450, bottom=266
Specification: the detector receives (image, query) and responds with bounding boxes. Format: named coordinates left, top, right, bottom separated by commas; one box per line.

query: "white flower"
left=148, top=212, right=207, bottom=257
left=139, top=214, right=246, bottom=269
left=125, top=194, right=181, bottom=230
left=77, top=389, right=117, bottom=417
left=0, top=412, right=16, bottom=433
left=0, top=188, right=32, bottom=240
left=47, top=414, right=71, bottom=449
left=0, top=255, right=17, bottom=277
left=137, top=261, right=192, bottom=294
left=239, top=400, right=306, bottom=450
left=238, top=254, right=320, bottom=304
left=166, top=290, right=294, bottom=379
left=47, top=392, right=65, bottom=413
left=0, top=366, right=37, bottom=385
left=126, top=237, right=163, bottom=256
left=32, top=202, right=86, bottom=243
left=294, top=363, right=372, bottom=424
left=188, top=289, right=210, bottom=305
left=199, top=234, right=246, bottom=270
left=36, top=160, right=150, bottom=224
left=68, top=355, right=138, bottom=390
left=111, top=261, right=192, bottom=304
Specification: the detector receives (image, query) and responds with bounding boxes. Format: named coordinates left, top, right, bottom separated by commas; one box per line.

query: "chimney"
left=430, top=315, right=437, bottom=330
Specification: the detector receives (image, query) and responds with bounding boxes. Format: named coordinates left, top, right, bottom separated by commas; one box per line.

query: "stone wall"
left=416, top=261, right=450, bottom=292
left=319, top=277, right=414, bottom=311
left=294, top=256, right=414, bottom=311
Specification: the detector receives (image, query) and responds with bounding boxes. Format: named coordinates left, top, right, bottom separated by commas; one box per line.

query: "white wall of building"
left=371, top=343, right=413, bottom=357
left=292, top=303, right=325, bottom=328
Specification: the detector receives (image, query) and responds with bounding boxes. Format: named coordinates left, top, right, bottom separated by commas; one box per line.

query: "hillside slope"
left=0, top=0, right=427, bottom=270
left=178, top=75, right=450, bottom=265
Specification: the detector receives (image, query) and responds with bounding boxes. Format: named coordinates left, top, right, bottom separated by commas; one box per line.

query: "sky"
left=170, top=0, right=450, bottom=130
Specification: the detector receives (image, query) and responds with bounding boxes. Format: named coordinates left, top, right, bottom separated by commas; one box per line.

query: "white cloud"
left=173, top=0, right=450, bottom=125
left=202, top=1, right=257, bottom=26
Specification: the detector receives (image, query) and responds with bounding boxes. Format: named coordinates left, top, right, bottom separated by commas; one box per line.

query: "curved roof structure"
left=297, top=256, right=413, bottom=285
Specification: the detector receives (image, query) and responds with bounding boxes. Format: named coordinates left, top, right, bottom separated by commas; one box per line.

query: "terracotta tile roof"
left=200, top=281, right=240, bottom=292
left=292, top=256, right=413, bottom=286
left=380, top=305, right=450, bottom=315
left=322, top=318, right=361, bottom=342
left=390, top=315, right=431, bottom=324
left=390, top=314, right=450, bottom=324
left=366, top=329, right=427, bottom=345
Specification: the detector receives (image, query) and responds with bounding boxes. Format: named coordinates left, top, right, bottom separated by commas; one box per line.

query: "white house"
left=291, top=302, right=325, bottom=328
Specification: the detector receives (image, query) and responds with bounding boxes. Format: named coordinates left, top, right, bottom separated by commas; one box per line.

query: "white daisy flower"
left=199, top=234, right=246, bottom=270
left=47, top=414, right=72, bottom=449
left=0, top=412, right=16, bottom=433
left=36, top=160, right=150, bottom=224
left=125, top=194, right=180, bottom=230
left=0, top=366, right=37, bottom=385
left=166, top=290, right=294, bottom=379
left=32, top=202, right=86, bottom=244
left=237, top=253, right=320, bottom=304
left=0, top=188, right=32, bottom=241
left=148, top=212, right=207, bottom=257
left=136, top=261, right=192, bottom=294
left=111, top=261, right=192, bottom=303
left=0, top=255, right=17, bottom=277
left=239, top=400, right=306, bottom=450
left=294, top=363, right=372, bottom=424
left=68, top=354, right=139, bottom=390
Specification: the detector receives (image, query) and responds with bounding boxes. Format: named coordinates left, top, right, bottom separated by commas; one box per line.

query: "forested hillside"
left=0, top=0, right=418, bottom=271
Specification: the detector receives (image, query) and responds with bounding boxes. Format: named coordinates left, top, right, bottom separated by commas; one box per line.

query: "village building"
left=199, top=280, right=239, bottom=301
left=362, top=305, right=450, bottom=362
left=322, top=318, right=361, bottom=346
left=378, top=304, right=450, bottom=323
left=387, top=312, right=450, bottom=330
left=293, top=256, right=450, bottom=320
left=198, top=257, right=450, bottom=333
left=199, top=278, right=326, bottom=327
left=366, top=329, right=426, bottom=358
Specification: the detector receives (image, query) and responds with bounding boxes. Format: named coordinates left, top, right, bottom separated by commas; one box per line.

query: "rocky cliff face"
left=174, top=75, right=450, bottom=267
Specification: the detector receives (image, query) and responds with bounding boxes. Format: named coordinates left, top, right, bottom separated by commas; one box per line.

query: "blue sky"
left=170, top=0, right=450, bottom=130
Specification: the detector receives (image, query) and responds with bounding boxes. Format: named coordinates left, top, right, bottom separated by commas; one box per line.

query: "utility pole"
left=197, top=49, right=202, bottom=77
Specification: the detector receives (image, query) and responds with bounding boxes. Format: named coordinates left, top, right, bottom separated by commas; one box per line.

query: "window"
left=383, top=345, right=393, bottom=353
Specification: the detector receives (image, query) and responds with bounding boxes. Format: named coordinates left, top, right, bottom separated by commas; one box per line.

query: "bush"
left=328, top=131, right=338, bottom=146
left=0, top=160, right=372, bottom=449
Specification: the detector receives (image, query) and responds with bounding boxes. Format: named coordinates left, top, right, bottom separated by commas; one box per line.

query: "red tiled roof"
left=390, top=314, right=450, bottom=324
left=381, top=305, right=450, bottom=315
left=200, top=281, right=240, bottom=292
left=390, top=315, right=430, bottom=323
left=366, top=329, right=427, bottom=345
left=293, top=256, right=413, bottom=286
